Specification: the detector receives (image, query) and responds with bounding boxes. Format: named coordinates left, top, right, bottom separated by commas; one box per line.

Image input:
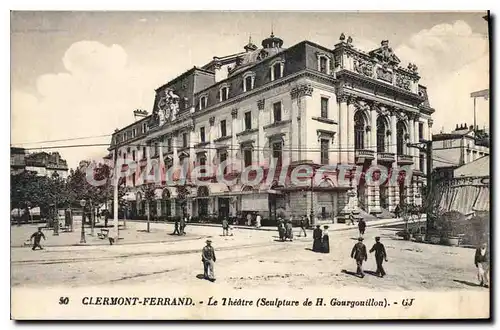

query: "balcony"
left=355, top=149, right=375, bottom=164
left=397, top=154, right=414, bottom=165
left=377, top=152, right=395, bottom=163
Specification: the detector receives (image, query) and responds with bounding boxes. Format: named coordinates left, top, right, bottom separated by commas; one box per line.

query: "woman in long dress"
left=312, top=225, right=323, bottom=252
left=322, top=225, right=330, bottom=253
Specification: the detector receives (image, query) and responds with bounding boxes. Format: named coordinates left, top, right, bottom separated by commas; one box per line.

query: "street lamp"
left=80, top=199, right=86, bottom=244
left=52, top=172, right=60, bottom=236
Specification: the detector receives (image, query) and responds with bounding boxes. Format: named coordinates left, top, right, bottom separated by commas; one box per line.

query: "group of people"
left=350, top=236, right=388, bottom=278
left=245, top=212, right=262, bottom=228
left=173, top=215, right=190, bottom=236
left=277, top=218, right=294, bottom=241
left=312, top=225, right=330, bottom=253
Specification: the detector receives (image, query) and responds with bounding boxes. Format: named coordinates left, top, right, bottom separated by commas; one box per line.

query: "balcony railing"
left=355, top=149, right=375, bottom=164
left=397, top=154, right=414, bottom=165
left=377, top=152, right=395, bottom=162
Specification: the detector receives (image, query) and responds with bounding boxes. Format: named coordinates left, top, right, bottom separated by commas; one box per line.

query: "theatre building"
left=109, top=32, right=434, bottom=223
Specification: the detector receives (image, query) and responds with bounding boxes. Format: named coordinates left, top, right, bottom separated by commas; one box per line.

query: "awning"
left=206, top=182, right=230, bottom=196
left=473, top=186, right=490, bottom=212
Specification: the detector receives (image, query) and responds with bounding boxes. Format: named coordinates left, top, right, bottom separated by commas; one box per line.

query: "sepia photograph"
left=10, top=10, right=490, bottom=320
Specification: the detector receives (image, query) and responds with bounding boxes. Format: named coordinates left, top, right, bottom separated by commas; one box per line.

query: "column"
left=257, top=99, right=266, bottom=165
left=368, top=106, right=380, bottom=214
left=414, top=118, right=420, bottom=171
left=347, top=97, right=355, bottom=164
left=158, top=136, right=164, bottom=183
left=370, top=108, right=377, bottom=153
left=428, top=119, right=434, bottom=141
left=145, top=141, right=151, bottom=184
left=338, top=94, right=349, bottom=164
left=389, top=113, right=398, bottom=212
left=172, top=134, right=179, bottom=168
left=189, top=128, right=196, bottom=174
left=231, top=108, right=238, bottom=172
left=291, top=84, right=313, bottom=163
left=407, top=117, right=415, bottom=205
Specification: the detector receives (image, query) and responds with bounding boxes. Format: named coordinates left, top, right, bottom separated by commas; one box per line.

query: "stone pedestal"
left=367, top=185, right=381, bottom=214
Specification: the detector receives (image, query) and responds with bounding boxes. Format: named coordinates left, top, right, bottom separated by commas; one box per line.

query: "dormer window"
left=219, top=85, right=229, bottom=102
left=270, top=59, right=285, bottom=81
left=142, top=122, right=147, bottom=133
left=199, top=95, right=208, bottom=110
left=316, top=53, right=331, bottom=74
left=243, top=72, right=256, bottom=92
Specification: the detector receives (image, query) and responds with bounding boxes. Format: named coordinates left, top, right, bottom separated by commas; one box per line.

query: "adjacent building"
left=10, top=147, right=69, bottom=179
left=109, top=32, right=435, bottom=222
left=432, top=124, right=490, bottom=181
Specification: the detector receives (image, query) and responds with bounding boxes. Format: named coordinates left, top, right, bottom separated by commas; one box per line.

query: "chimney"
left=455, top=124, right=459, bottom=130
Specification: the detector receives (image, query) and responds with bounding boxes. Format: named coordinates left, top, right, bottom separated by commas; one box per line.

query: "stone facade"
left=109, top=33, right=435, bottom=223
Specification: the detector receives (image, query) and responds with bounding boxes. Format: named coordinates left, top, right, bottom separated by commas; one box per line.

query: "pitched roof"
left=454, top=155, right=489, bottom=178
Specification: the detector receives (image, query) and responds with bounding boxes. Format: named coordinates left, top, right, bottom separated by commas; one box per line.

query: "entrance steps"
left=376, top=208, right=396, bottom=220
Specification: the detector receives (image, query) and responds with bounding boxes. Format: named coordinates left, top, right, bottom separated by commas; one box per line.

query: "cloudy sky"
left=11, top=11, right=489, bottom=169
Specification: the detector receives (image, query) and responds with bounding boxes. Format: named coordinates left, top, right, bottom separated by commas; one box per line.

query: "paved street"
left=11, top=221, right=487, bottom=292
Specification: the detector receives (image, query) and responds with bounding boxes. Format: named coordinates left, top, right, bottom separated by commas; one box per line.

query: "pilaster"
left=231, top=108, right=238, bottom=170
left=338, top=94, right=349, bottom=164
left=257, top=99, right=265, bottom=165
left=347, top=96, right=356, bottom=164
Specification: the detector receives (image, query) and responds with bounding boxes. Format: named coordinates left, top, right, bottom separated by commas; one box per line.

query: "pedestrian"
left=351, top=237, right=368, bottom=278
left=255, top=213, right=262, bottom=228
left=312, top=225, right=322, bottom=252
left=474, top=242, right=489, bottom=288
left=277, top=217, right=285, bottom=241
left=247, top=213, right=252, bottom=226
left=201, top=239, right=216, bottom=282
left=298, top=216, right=307, bottom=237
left=285, top=220, right=294, bottom=241
left=180, top=215, right=186, bottom=235
left=349, top=211, right=355, bottom=226
left=394, top=204, right=401, bottom=218
left=358, top=217, right=366, bottom=236
left=222, top=217, right=229, bottom=236
left=322, top=225, right=330, bottom=253
left=369, top=236, right=388, bottom=277
left=173, top=217, right=180, bottom=235
left=30, top=227, right=46, bottom=251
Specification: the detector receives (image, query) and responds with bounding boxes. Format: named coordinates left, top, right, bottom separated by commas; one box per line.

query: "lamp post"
left=80, top=199, right=86, bottom=244
left=52, top=172, right=60, bottom=236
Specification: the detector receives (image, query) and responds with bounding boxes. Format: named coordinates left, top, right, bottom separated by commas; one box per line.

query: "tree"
left=139, top=182, right=156, bottom=232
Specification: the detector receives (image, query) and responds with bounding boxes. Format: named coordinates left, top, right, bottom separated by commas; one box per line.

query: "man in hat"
left=202, top=239, right=216, bottom=281
left=348, top=211, right=355, bottom=226
left=222, top=217, right=229, bottom=236
left=312, top=225, right=322, bottom=252
left=474, top=242, right=489, bottom=288
left=30, top=227, right=46, bottom=250
left=298, top=216, right=307, bottom=237
left=369, top=236, right=388, bottom=277
left=358, top=217, right=366, bottom=237
left=351, top=237, right=368, bottom=277
left=285, top=219, right=294, bottom=241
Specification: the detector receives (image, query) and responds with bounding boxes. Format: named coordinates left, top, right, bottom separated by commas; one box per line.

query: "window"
left=244, top=111, right=252, bottom=130
left=321, top=139, right=329, bottom=165
left=199, top=156, right=206, bottom=174
left=272, top=142, right=282, bottom=167
left=396, top=122, right=405, bottom=154
left=182, top=133, right=188, bottom=148
left=321, top=97, right=329, bottom=118
left=132, top=174, right=136, bottom=187
left=272, top=63, right=282, bottom=81
left=132, top=150, right=136, bottom=161
left=142, top=147, right=146, bottom=159
left=418, top=122, right=424, bottom=141
left=132, top=128, right=137, bottom=138
left=244, top=149, right=252, bottom=167
left=419, top=153, right=425, bottom=171
left=273, top=102, right=282, bottom=122
left=142, top=122, right=147, bottom=133
left=244, top=76, right=253, bottom=92
left=355, top=112, right=365, bottom=150
left=167, top=138, right=172, bottom=152
left=220, top=120, right=227, bottom=137
left=123, top=152, right=126, bottom=160
left=220, top=87, right=229, bottom=102
left=200, top=127, right=206, bottom=143
left=321, top=207, right=326, bottom=219
left=199, top=96, right=208, bottom=110
left=319, top=56, right=328, bottom=74
left=154, top=143, right=159, bottom=157
left=220, top=152, right=228, bottom=175
left=376, top=117, right=386, bottom=153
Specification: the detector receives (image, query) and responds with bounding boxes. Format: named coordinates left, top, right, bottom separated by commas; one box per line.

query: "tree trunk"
left=147, top=201, right=150, bottom=232
left=90, top=200, right=95, bottom=236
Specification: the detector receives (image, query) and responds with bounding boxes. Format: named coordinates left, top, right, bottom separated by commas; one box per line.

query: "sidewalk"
left=10, top=221, right=202, bottom=248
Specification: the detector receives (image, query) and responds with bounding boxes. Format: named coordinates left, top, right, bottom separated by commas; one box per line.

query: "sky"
left=10, top=11, right=490, bottom=169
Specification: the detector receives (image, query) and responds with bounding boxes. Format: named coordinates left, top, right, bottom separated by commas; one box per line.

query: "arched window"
left=219, top=86, right=229, bottom=102
left=199, top=95, right=208, bottom=110
left=397, top=121, right=406, bottom=154
left=354, top=111, right=365, bottom=150
left=243, top=72, right=255, bottom=92
left=376, top=117, right=387, bottom=153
